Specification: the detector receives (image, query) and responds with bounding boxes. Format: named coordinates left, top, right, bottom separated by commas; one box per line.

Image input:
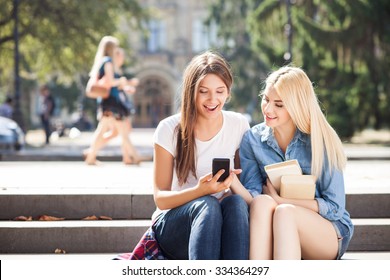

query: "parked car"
left=0, top=116, right=25, bottom=151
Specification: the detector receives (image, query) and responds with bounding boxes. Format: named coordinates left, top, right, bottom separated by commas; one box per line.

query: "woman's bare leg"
left=115, top=119, right=141, bottom=164
left=87, top=120, right=117, bottom=152
left=84, top=116, right=115, bottom=165
left=273, top=204, right=338, bottom=260
left=124, top=117, right=141, bottom=163
left=249, top=195, right=278, bottom=260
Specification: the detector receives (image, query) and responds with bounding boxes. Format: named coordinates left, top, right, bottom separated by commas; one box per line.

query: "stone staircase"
left=1, top=129, right=389, bottom=259
left=0, top=191, right=389, bottom=255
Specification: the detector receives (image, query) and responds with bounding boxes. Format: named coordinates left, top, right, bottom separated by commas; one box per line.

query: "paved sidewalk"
left=1, top=128, right=389, bottom=195
left=1, top=160, right=389, bottom=195
left=24, top=128, right=155, bottom=160
left=2, top=128, right=390, bottom=161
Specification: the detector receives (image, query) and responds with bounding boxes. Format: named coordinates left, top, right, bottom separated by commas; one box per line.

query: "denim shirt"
left=240, top=122, right=354, bottom=235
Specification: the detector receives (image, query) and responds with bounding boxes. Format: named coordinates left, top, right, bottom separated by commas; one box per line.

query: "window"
left=192, top=19, right=218, bottom=52
left=145, top=20, right=166, bottom=53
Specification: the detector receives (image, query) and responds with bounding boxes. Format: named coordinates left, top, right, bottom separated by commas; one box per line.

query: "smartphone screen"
left=212, top=158, right=230, bottom=182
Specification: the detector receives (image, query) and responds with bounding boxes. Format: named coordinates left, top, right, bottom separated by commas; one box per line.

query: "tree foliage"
left=0, top=0, right=147, bottom=79
left=206, top=0, right=269, bottom=124
left=0, top=0, right=148, bottom=128
left=208, top=0, right=390, bottom=137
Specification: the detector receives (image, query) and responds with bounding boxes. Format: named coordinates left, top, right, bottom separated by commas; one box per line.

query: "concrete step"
left=0, top=194, right=155, bottom=220
left=0, top=219, right=389, bottom=254
left=0, top=220, right=151, bottom=254
left=348, top=219, right=390, bottom=251
left=1, top=252, right=390, bottom=260
left=0, top=193, right=388, bottom=220
left=342, top=251, right=390, bottom=260
left=346, top=193, right=390, bottom=218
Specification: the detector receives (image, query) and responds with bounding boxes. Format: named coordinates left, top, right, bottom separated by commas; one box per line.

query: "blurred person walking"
left=38, top=85, right=55, bottom=144
left=84, top=36, right=141, bottom=165
left=115, top=47, right=142, bottom=164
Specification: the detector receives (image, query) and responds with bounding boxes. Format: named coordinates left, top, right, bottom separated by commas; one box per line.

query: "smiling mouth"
left=266, top=115, right=277, bottom=120
left=204, top=105, right=219, bottom=112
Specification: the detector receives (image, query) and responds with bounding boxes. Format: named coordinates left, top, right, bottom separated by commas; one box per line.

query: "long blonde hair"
left=264, top=66, right=346, bottom=178
left=89, top=36, right=119, bottom=78
left=176, top=50, right=233, bottom=185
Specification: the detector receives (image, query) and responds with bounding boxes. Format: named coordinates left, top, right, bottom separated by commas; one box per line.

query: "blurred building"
left=124, top=0, right=218, bottom=127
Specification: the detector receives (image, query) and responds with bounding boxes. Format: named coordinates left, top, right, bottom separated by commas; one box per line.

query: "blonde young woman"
left=84, top=36, right=141, bottom=165
left=151, top=51, right=252, bottom=260
left=239, top=66, right=354, bottom=260
left=85, top=47, right=141, bottom=165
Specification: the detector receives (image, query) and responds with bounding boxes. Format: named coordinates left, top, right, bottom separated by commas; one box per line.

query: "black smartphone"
left=212, top=158, right=230, bottom=182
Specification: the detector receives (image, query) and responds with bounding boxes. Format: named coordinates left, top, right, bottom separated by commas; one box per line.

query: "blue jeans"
left=152, top=195, right=249, bottom=260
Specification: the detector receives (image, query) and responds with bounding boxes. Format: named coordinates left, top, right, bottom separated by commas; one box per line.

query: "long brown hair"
left=175, top=51, right=233, bottom=185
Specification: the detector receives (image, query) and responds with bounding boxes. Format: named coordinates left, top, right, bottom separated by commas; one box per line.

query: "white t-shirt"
left=153, top=110, right=250, bottom=199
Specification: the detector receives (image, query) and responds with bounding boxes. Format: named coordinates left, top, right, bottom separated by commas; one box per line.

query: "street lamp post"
left=283, top=0, right=293, bottom=64
left=12, top=0, right=24, bottom=131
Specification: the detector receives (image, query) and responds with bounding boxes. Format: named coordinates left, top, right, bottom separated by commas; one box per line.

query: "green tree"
left=248, top=0, right=390, bottom=137
left=206, top=0, right=269, bottom=124
left=207, top=0, right=389, bottom=137
left=0, top=0, right=148, bottom=128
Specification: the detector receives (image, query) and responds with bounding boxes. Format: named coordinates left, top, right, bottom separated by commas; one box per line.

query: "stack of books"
left=264, top=159, right=316, bottom=199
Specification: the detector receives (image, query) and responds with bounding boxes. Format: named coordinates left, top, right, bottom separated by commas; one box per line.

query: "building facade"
left=125, top=0, right=217, bottom=127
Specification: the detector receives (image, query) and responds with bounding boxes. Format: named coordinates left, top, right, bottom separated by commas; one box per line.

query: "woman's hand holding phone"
left=197, top=171, right=232, bottom=196
left=195, top=158, right=243, bottom=196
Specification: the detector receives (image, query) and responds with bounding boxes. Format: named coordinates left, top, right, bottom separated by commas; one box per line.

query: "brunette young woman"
left=152, top=51, right=252, bottom=260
